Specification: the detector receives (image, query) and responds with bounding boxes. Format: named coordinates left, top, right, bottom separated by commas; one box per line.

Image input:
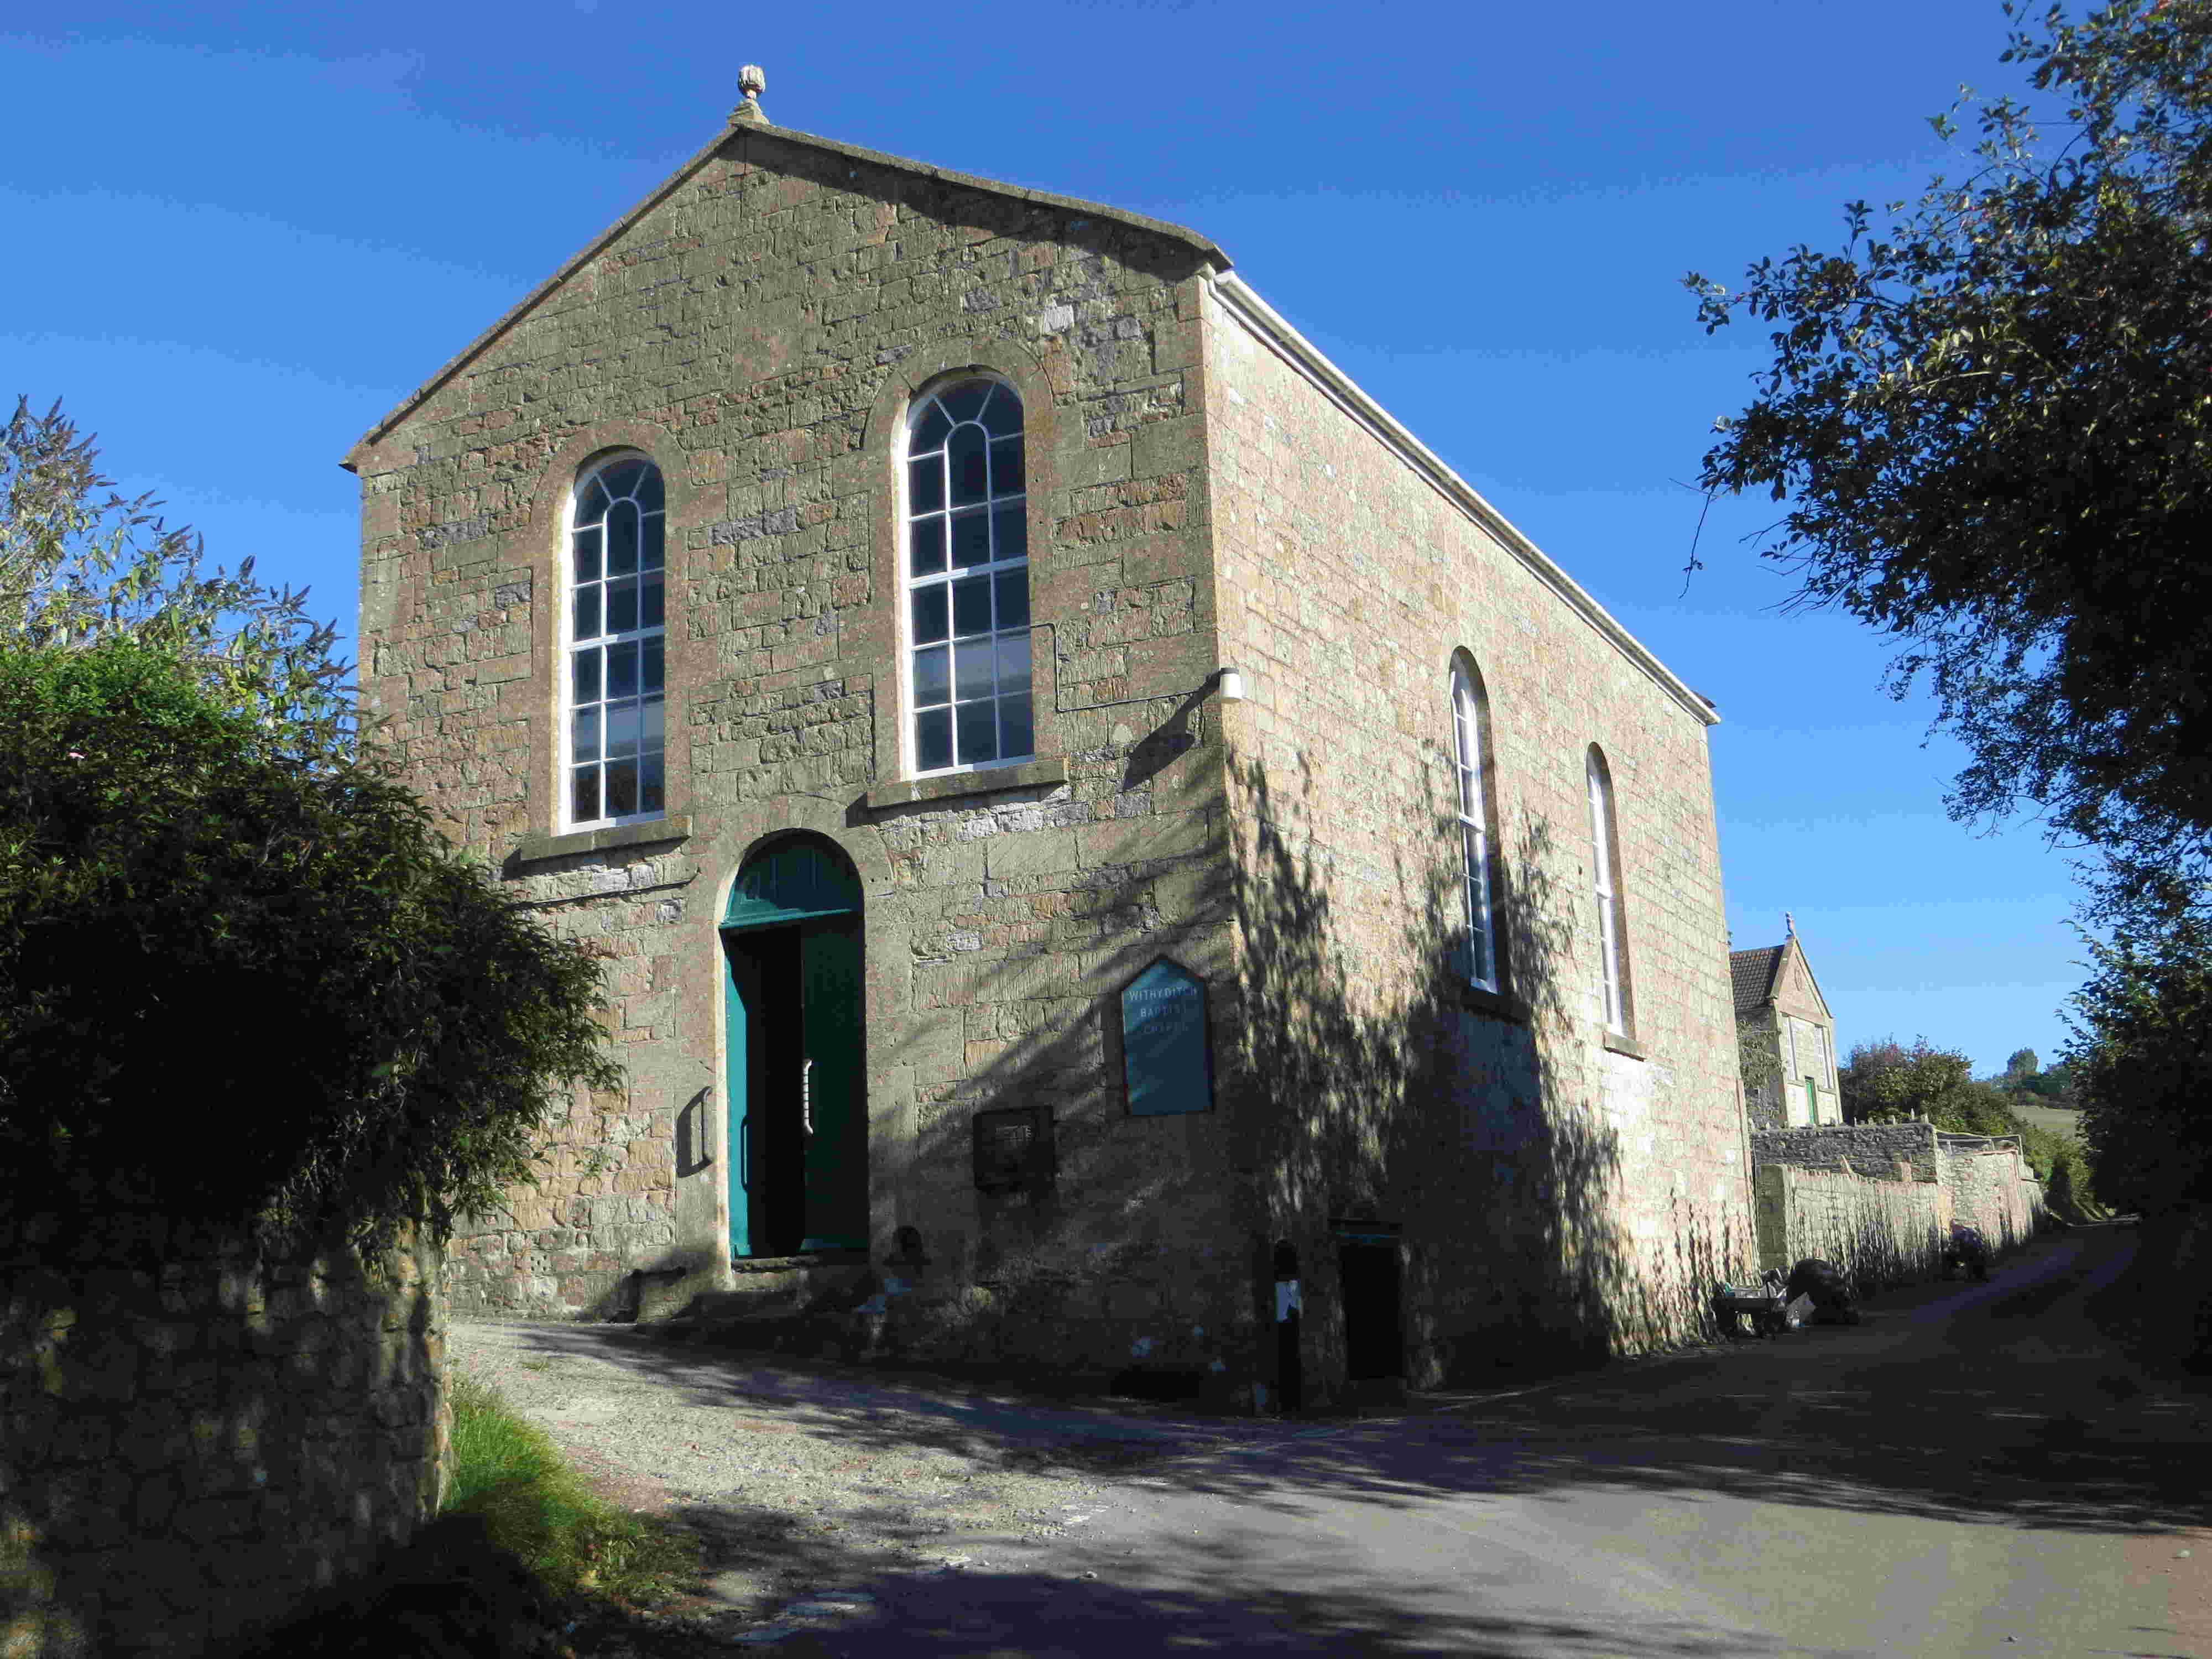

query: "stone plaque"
left=1121, top=958, right=1212, bottom=1117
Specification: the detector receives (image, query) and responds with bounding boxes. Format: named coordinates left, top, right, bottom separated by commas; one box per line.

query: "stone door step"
left=682, top=1260, right=879, bottom=1324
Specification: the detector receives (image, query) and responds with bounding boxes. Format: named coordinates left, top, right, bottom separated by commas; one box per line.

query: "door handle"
left=802, top=1057, right=815, bottom=1138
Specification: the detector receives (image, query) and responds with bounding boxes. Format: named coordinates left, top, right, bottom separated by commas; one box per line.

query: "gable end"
left=343, top=120, right=1228, bottom=472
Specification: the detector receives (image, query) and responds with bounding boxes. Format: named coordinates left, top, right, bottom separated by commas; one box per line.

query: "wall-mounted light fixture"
left=1215, top=666, right=1246, bottom=702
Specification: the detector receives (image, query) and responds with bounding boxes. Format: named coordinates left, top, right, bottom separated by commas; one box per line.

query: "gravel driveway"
left=446, top=1318, right=1285, bottom=1647
left=446, top=1235, right=2209, bottom=1656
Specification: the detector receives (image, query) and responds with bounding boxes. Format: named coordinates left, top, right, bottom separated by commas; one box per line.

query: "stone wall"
left=1943, top=1138, right=2046, bottom=1249
left=1752, top=1121, right=1942, bottom=1181
left=1200, top=278, right=1753, bottom=1380
left=350, top=121, right=1248, bottom=1373
left=1, top=1217, right=447, bottom=1657
left=1751, top=1162, right=1950, bottom=1287
left=1751, top=1124, right=2048, bottom=1286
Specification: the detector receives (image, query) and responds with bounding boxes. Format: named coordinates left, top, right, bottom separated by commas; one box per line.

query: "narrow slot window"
left=1587, top=747, right=1630, bottom=1034
left=1450, top=665, right=1499, bottom=993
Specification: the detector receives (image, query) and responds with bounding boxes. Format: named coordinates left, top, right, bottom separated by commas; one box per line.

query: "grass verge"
left=444, top=1370, right=700, bottom=1606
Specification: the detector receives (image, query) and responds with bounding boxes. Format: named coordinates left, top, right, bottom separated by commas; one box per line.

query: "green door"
left=721, top=839, right=867, bottom=1260
left=799, top=919, right=867, bottom=1251
left=724, top=938, right=758, bottom=1260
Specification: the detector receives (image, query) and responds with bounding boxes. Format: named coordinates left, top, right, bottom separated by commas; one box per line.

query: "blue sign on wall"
left=1121, top=958, right=1212, bottom=1117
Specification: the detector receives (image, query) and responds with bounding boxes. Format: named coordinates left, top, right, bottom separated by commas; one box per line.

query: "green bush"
left=0, top=640, right=619, bottom=1255
left=1841, top=1038, right=2015, bottom=1132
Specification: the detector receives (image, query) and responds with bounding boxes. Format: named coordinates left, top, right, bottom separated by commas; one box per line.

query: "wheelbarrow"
left=1712, top=1267, right=1813, bottom=1339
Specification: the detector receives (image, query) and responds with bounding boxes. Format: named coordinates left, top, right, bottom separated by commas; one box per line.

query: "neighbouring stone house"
left=1731, top=920, right=1840, bottom=1128
left=344, top=73, right=1752, bottom=1407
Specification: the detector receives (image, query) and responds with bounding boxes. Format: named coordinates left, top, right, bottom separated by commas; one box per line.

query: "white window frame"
left=563, top=452, right=668, bottom=831
left=900, top=377, right=1032, bottom=778
left=1586, top=748, right=1629, bottom=1034
left=1450, top=664, right=1499, bottom=994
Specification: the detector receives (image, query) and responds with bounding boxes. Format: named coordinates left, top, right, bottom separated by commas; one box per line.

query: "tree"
left=1687, top=2, right=2212, bottom=916
left=1838, top=1037, right=1911, bottom=1123
left=2065, top=883, right=2212, bottom=1215
left=2005, top=1047, right=2041, bottom=1082
left=0, top=401, right=619, bottom=1254
left=1843, top=1037, right=2020, bottom=1133
left=1, top=395, right=352, bottom=762
left=2015, top=1058, right=2082, bottom=1103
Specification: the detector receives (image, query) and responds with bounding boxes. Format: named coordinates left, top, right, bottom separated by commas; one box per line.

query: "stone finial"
left=731, top=64, right=768, bottom=124
left=1785, top=910, right=1796, bottom=936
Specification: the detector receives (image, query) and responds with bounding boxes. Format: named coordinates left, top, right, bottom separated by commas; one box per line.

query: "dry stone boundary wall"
left=1, top=1215, right=447, bottom=1658
left=1943, top=1136, right=2047, bottom=1250
left=1751, top=1122, right=2047, bottom=1290
left=1752, top=1162, right=1950, bottom=1288
left=1751, top=1121, right=1943, bottom=1181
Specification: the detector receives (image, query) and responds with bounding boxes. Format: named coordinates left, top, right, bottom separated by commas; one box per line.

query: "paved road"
left=685, top=1227, right=2206, bottom=1658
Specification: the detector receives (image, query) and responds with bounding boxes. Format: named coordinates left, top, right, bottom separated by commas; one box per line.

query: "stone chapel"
left=346, top=72, right=1754, bottom=1408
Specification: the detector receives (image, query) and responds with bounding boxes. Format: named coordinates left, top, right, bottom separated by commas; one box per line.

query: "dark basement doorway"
left=1337, top=1231, right=1405, bottom=1383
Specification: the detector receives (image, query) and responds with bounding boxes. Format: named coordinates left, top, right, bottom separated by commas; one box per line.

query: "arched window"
left=566, top=455, right=666, bottom=827
left=905, top=378, right=1029, bottom=774
left=1586, top=745, right=1631, bottom=1034
left=1450, top=661, right=1500, bottom=994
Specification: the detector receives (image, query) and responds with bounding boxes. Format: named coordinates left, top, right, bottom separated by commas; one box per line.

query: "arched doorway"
left=721, top=836, right=868, bottom=1259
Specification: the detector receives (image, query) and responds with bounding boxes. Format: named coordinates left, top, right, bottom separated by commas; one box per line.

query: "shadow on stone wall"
left=0, top=1190, right=447, bottom=1658
left=1219, top=757, right=1737, bottom=1384
left=1754, top=1161, right=1950, bottom=1291
left=864, top=739, right=1744, bottom=1400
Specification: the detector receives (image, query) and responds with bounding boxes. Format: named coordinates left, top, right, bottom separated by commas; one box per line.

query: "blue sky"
left=2, top=3, right=2091, bottom=1077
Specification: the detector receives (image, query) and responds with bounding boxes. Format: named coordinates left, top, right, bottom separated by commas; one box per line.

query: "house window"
left=1586, top=746, right=1631, bottom=1034
left=566, top=455, right=666, bottom=827
left=1450, top=662, right=1499, bottom=993
left=905, top=378, right=1029, bottom=774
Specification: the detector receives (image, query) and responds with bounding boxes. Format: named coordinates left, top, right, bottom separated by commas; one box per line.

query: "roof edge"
left=1206, top=270, right=1720, bottom=729
left=756, top=122, right=1227, bottom=264
left=341, top=120, right=1229, bottom=472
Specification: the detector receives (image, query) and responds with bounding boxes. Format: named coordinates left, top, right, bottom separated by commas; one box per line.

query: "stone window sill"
left=863, top=755, right=1069, bottom=811
left=1458, top=983, right=1531, bottom=1024
left=508, top=813, right=693, bottom=872
left=1601, top=1027, right=1648, bottom=1061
